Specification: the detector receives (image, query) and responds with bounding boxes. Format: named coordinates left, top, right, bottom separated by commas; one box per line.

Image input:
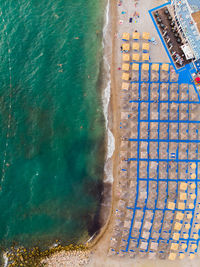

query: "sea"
left=0, top=0, right=107, bottom=254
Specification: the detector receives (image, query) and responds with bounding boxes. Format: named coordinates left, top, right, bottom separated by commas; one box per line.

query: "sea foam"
left=102, top=0, right=115, bottom=183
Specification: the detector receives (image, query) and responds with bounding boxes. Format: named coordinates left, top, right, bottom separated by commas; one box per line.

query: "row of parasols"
left=122, top=52, right=150, bottom=61
left=122, top=42, right=149, bottom=52
left=121, top=63, right=170, bottom=90
left=122, top=32, right=150, bottom=41
left=121, top=32, right=151, bottom=62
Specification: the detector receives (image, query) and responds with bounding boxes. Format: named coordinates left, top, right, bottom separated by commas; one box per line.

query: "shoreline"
left=86, top=0, right=119, bottom=251
left=2, top=1, right=111, bottom=266
left=80, top=0, right=115, bottom=246
left=87, top=0, right=172, bottom=261
left=85, top=0, right=117, bottom=247
left=34, top=1, right=117, bottom=265
left=95, top=0, right=114, bottom=234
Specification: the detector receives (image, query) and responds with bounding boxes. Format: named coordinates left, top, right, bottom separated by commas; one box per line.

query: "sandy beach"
left=44, top=0, right=200, bottom=266
left=88, top=0, right=200, bottom=265
left=88, top=0, right=169, bottom=255
left=43, top=0, right=169, bottom=265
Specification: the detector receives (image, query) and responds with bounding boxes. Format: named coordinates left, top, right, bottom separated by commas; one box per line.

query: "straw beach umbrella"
left=151, top=71, right=159, bottom=82
left=152, top=63, right=159, bottom=71
left=123, top=53, right=130, bottom=62
left=132, top=53, right=140, bottom=61
left=161, top=64, right=169, bottom=71
left=170, top=70, right=178, bottom=82
left=122, top=82, right=129, bottom=90
left=132, top=63, right=139, bottom=71
left=122, top=63, right=130, bottom=71
left=122, top=32, right=130, bottom=41
left=142, top=32, right=150, bottom=40
left=142, top=43, right=149, bottom=52
left=129, top=121, right=137, bottom=130
left=141, top=64, right=149, bottom=81
left=119, top=151, right=128, bottom=159
left=132, top=42, right=140, bottom=51
left=122, top=43, right=130, bottom=51
left=132, top=32, right=140, bottom=40
left=121, top=111, right=130, bottom=120
left=122, top=72, right=129, bottom=81
left=142, top=53, right=149, bottom=61
left=142, top=63, right=149, bottom=71
left=110, top=238, right=118, bottom=249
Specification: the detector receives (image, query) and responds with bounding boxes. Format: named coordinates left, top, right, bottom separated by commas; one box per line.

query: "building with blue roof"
left=172, top=0, right=200, bottom=71
left=187, top=0, right=200, bottom=12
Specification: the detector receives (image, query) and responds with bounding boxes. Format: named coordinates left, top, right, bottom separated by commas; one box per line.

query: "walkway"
left=173, top=0, right=200, bottom=60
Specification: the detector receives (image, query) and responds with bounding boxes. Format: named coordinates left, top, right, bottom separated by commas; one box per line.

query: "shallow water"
left=0, top=0, right=105, bottom=249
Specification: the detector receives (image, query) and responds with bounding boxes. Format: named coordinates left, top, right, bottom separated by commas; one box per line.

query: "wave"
left=3, top=253, right=8, bottom=267
left=102, top=0, right=115, bottom=183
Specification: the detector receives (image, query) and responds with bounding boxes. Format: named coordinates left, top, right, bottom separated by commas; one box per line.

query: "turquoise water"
left=0, top=0, right=105, bottom=249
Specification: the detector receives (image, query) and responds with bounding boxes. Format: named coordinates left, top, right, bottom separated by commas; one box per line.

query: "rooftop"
left=192, top=10, right=200, bottom=33
left=174, top=0, right=200, bottom=60
left=187, top=0, right=200, bottom=12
